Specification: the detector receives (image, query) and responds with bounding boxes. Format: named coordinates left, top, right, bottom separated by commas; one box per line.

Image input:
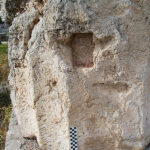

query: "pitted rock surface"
left=5, top=0, right=150, bottom=150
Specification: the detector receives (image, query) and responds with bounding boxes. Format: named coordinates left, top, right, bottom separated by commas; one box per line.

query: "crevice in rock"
left=92, top=81, right=131, bottom=92
left=35, top=0, right=44, bottom=4
left=14, top=62, right=22, bottom=68
left=20, top=136, right=40, bottom=150
left=47, top=80, right=57, bottom=88
left=24, top=136, right=37, bottom=140
left=14, top=15, right=40, bottom=68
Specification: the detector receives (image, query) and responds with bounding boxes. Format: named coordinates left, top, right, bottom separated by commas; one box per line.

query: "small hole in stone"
left=52, top=81, right=57, bottom=87
left=99, top=36, right=113, bottom=49
left=35, top=0, right=43, bottom=3
left=69, top=33, right=95, bottom=68
left=24, top=136, right=37, bottom=140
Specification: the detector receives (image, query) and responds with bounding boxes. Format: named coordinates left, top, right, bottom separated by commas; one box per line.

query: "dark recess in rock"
left=5, top=0, right=28, bottom=25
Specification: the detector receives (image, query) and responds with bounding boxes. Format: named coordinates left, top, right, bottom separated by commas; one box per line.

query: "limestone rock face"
left=6, top=0, right=150, bottom=149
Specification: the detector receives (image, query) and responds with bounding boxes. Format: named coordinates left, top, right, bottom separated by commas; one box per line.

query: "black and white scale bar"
left=70, top=127, right=78, bottom=150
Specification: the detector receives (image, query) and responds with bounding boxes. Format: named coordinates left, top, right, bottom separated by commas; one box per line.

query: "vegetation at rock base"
left=0, top=44, right=8, bottom=82
left=0, top=103, right=11, bottom=150
left=0, top=43, right=11, bottom=150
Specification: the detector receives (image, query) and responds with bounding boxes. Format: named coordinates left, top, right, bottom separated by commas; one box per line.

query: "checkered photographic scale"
left=69, top=127, right=78, bottom=150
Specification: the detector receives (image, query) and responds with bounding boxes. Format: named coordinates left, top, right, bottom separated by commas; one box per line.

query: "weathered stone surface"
left=0, top=0, right=28, bottom=25
left=5, top=110, right=40, bottom=150
left=5, top=0, right=150, bottom=150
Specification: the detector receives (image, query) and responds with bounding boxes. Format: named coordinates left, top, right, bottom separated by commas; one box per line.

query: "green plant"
left=0, top=91, right=11, bottom=150
left=0, top=44, right=8, bottom=64
left=0, top=44, right=8, bottom=55
left=0, top=105, right=12, bottom=150
left=0, top=43, right=11, bottom=150
left=0, top=44, right=9, bottom=82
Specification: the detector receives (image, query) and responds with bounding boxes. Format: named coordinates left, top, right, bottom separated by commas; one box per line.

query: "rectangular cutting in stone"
left=70, top=127, right=78, bottom=150
left=70, top=33, right=95, bottom=68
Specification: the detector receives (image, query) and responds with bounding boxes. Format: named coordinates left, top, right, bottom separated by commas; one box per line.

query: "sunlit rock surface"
left=5, top=0, right=150, bottom=149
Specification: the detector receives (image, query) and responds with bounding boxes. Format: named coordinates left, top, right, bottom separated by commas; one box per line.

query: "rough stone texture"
left=5, top=0, right=150, bottom=150
left=5, top=109, right=41, bottom=150
left=0, top=0, right=28, bottom=24
left=0, top=0, right=5, bottom=21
